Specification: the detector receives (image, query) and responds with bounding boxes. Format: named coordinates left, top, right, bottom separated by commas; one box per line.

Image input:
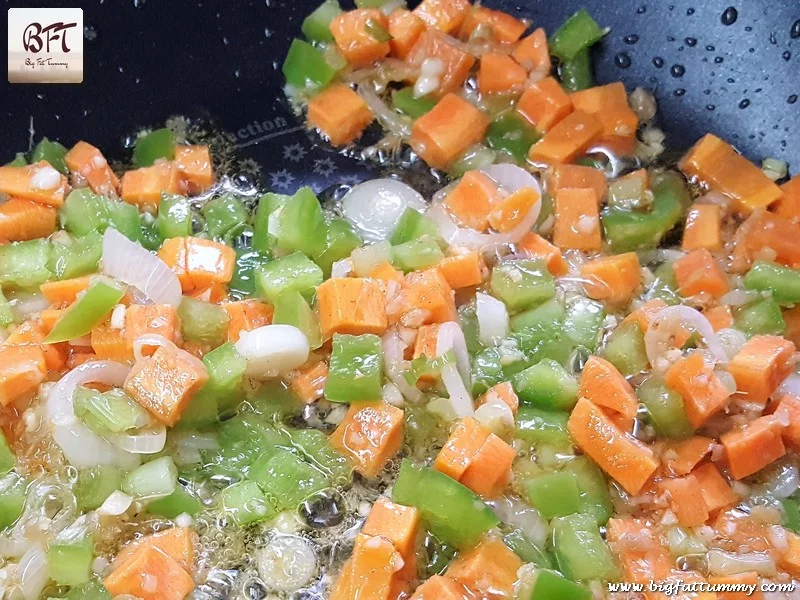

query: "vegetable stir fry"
left=1, top=1, right=800, bottom=599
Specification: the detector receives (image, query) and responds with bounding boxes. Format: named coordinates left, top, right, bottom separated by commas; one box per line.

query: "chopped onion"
left=30, top=165, right=61, bottom=190
left=257, top=535, right=317, bottom=592
left=46, top=361, right=140, bottom=470
left=474, top=401, right=514, bottom=435
left=18, top=545, right=49, bottom=600
left=717, top=328, right=748, bottom=359
left=330, top=258, right=353, bottom=279
left=765, top=463, right=800, bottom=499
left=382, top=382, right=405, bottom=407
left=436, top=321, right=471, bottom=383
left=107, top=425, right=167, bottom=454
left=440, top=363, right=474, bottom=418
left=8, top=291, right=49, bottom=321
left=341, top=179, right=426, bottom=243
left=235, top=325, right=310, bottom=379
left=720, top=288, right=760, bottom=306
left=355, top=85, right=412, bottom=139
left=381, top=329, right=422, bottom=403
left=476, top=292, right=509, bottom=346
left=101, top=228, right=182, bottom=306
left=776, top=373, right=800, bottom=398
left=97, top=490, right=133, bottom=516
left=133, top=333, right=178, bottom=361
left=351, top=241, right=392, bottom=277
left=645, top=306, right=728, bottom=371
left=706, top=549, right=776, bottom=577
left=489, top=495, right=548, bottom=548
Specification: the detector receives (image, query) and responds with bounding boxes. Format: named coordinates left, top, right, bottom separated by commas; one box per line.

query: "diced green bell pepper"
left=646, top=259, right=680, bottom=305
left=73, top=387, right=151, bottom=435
left=274, top=187, right=328, bottom=257
left=491, top=259, right=555, bottom=312
left=512, top=359, right=579, bottom=410
left=734, top=296, right=785, bottom=336
left=325, top=333, right=383, bottom=402
left=0, top=239, right=52, bottom=288
left=75, top=466, right=123, bottom=511
left=283, top=39, right=338, bottom=92
left=0, top=472, right=27, bottom=529
left=510, top=298, right=573, bottom=367
left=66, top=580, right=112, bottom=600
left=60, top=188, right=140, bottom=240
left=274, top=290, right=322, bottom=349
left=744, top=261, right=800, bottom=304
left=288, top=428, right=354, bottom=485
left=313, top=218, right=361, bottom=276
left=486, top=112, right=540, bottom=163
left=393, top=460, right=499, bottom=549
left=503, top=530, right=554, bottom=569
left=471, top=347, right=504, bottom=396
left=449, top=144, right=497, bottom=178
left=222, top=480, right=276, bottom=525
left=252, top=192, right=290, bottom=251
left=46, top=279, right=125, bottom=343
left=608, top=174, right=648, bottom=210
left=121, top=456, right=178, bottom=499
left=355, top=0, right=398, bottom=7
left=0, top=289, right=15, bottom=329
left=255, top=251, right=323, bottom=304
left=49, top=231, right=103, bottom=280
left=516, top=407, right=571, bottom=447
left=522, top=569, right=592, bottom=600
left=392, top=235, right=445, bottom=272
left=549, top=9, right=606, bottom=61
left=133, top=128, right=176, bottom=167
left=178, top=296, right=230, bottom=345
left=563, top=456, right=613, bottom=524
left=563, top=296, right=605, bottom=351
left=49, top=534, right=94, bottom=586
left=525, top=471, right=581, bottom=519
left=392, top=87, right=438, bottom=119
left=782, top=498, right=800, bottom=533
left=147, top=485, right=203, bottom=518
left=390, top=208, right=440, bottom=246
left=0, top=432, right=14, bottom=475
left=156, top=194, right=193, bottom=239
left=302, top=0, right=342, bottom=41
left=6, top=153, right=28, bottom=167
left=229, top=249, right=271, bottom=300
left=601, top=320, right=648, bottom=376
left=202, top=194, right=249, bottom=239
left=250, top=448, right=329, bottom=510
left=551, top=512, right=620, bottom=581
left=181, top=342, right=247, bottom=427
left=31, top=137, right=68, bottom=174
left=458, top=302, right=481, bottom=354
left=602, top=171, right=690, bottom=253
left=559, top=47, right=594, bottom=92
left=637, top=376, right=693, bottom=438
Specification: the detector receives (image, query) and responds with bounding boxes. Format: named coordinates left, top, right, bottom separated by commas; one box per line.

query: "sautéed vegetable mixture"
left=1, top=0, right=800, bottom=599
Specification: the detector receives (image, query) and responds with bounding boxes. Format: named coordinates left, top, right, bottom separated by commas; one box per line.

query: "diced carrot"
left=6, top=319, right=67, bottom=372
left=289, top=360, right=328, bottom=404
left=317, top=277, right=387, bottom=340
left=682, top=204, right=723, bottom=252
left=780, top=532, right=800, bottom=578
left=221, top=300, right=273, bottom=343
left=446, top=537, right=522, bottom=599
left=388, top=268, right=457, bottom=327
left=459, top=6, right=527, bottom=43
left=568, top=397, right=659, bottom=495
left=712, top=509, right=773, bottom=555
left=516, top=232, right=568, bottom=276
left=443, top=171, right=497, bottom=231
left=174, top=145, right=214, bottom=194
left=721, top=414, right=786, bottom=480
left=547, top=164, right=607, bottom=202
left=69, top=351, right=98, bottom=368
left=158, top=236, right=236, bottom=292
left=124, top=345, right=209, bottom=427
left=672, top=248, right=729, bottom=298
left=0, top=344, right=47, bottom=407
left=659, top=474, right=709, bottom=527
left=665, top=352, right=729, bottom=429
left=329, top=559, right=355, bottom=600
left=773, top=175, right=800, bottom=222
left=405, top=30, right=476, bottom=98
left=330, top=9, right=391, bottom=68
left=410, top=94, right=488, bottom=169
left=0, top=161, right=68, bottom=207
left=369, top=261, right=404, bottom=286
left=329, top=402, right=404, bottom=478
left=553, top=187, right=602, bottom=250
left=351, top=533, right=401, bottom=599
left=606, top=518, right=672, bottom=584
left=707, top=572, right=762, bottom=600
left=388, top=9, right=426, bottom=59
left=691, top=462, right=738, bottom=513
left=121, top=161, right=186, bottom=211
left=783, top=305, right=800, bottom=347
left=413, top=323, right=440, bottom=363
left=511, top=28, right=549, bottom=73
left=460, top=433, right=516, bottom=498
left=662, top=436, right=715, bottom=476
left=113, top=527, right=197, bottom=574
left=679, top=134, right=784, bottom=214
left=413, top=0, right=471, bottom=34
left=363, top=496, right=420, bottom=581
left=579, top=356, right=639, bottom=420
left=488, top=186, right=541, bottom=233
left=0, top=197, right=58, bottom=241
left=705, top=304, right=733, bottom=332
left=410, top=576, right=472, bottom=600
left=437, top=252, right=485, bottom=289
left=125, top=304, right=181, bottom=356
left=477, top=381, right=519, bottom=414
left=38, top=309, right=65, bottom=334
left=64, top=141, right=120, bottom=196
left=104, top=544, right=195, bottom=600
left=434, top=417, right=491, bottom=480
left=727, top=335, right=795, bottom=406
left=516, top=76, right=572, bottom=133
left=91, top=321, right=130, bottom=363
left=622, top=298, right=668, bottom=331
left=528, top=109, right=603, bottom=165
left=40, top=276, right=92, bottom=307
left=188, top=282, right=228, bottom=304
left=477, top=53, right=527, bottom=95
left=570, top=82, right=639, bottom=139
left=734, top=211, right=800, bottom=271
left=307, top=82, right=374, bottom=147
left=776, top=394, right=800, bottom=447
left=581, top=252, right=642, bottom=305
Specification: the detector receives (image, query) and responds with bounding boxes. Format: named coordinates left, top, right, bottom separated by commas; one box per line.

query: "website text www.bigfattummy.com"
left=607, top=580, right=797, bottom=596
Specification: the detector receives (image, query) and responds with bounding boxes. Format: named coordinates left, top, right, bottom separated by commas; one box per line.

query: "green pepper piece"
left=302, top=0, right=342, bottom=41
left=559, top=47, right=594, bottom=92
left=645, top=260, right=680, bottom=305
left=6, top=153, right=28, bottom=167
left=275, top=187, right=328, bottom=257
left=121, top=456, right=178, bottom=499
left=516, top=407, right=571, bottom=447
left=392, top=235, right=445, bottom=272
left=551, top=513, right=620, bottom=581
left=0, top=239, right=52, bottom=288
left=392, top=87, right=438, bottom=119
left=449, top=144, right=497, bottom=178
left=782, top=498, right=800, bottom=534
left=512, top=359, right=579, bottom=410
left=108, top=200, right=143, bottom=242
left=147, top=485, right=203, bottom=518
left=202, top=194, right=249, bottom=239
left=390, top=208, right=441, bottom=246
left=74, top=387, right=152, bottom=435
left=325, top=333, right=383, bottom=402
left=250, top=448, right=329, bottom=510
left=75, top=466, right=123, bottom=511
left=222, top=480, right=276, bottom=525
left=525, top=471, right=581, bottom=519
left=471, top=347, right=504, bottom=396
left=313, top=218, right=362, bottom=277
left=180, top=342, right=248, bottom=428
left=486, top=112, right=540, bottom=162
left=744, top=261, right=800, bottom=304
left=491, top=259, right=555, bottom=312
left=156, top=194, right=193, bottom=239
left=133, top=128, right=176, bottom=167
left=503, top=530, right=554, bottom=569
left=252, top=192, right=290, bottom=252
left=393, top=460, right=499, bottom=549
left=49, top=231, right=103, bottom=280
left=0, top=289, right=15, bottom=329
left=0, top=472, right=27, bottom=529
left=49, top=534, right=94, bottom=586
left=522, top=569, right=592, bottom=600
left=288, top=428, right=354, bottom=485
left=229, top=249, right=271, bottom=300
left=563, top=456, right=613, bottom=524
left=637, top=376, right=693, bottom=439
left=601, top=320, right=648, bottom=376
left=255, top=251, right=323, bottom=304
left=283, top=39, right=337, bottom=92
left=0, top=431, right=15, bottom=475
left=46, top=279, right=125, bottom=343
left=66, top=579, right=112, bottom=600
left=355, top=0, right=394, bottom=6
left=273, top=290, right=323, bottom=349
left=178, top=296, right=230, bottom=345
left=549, top=9, right=606, bottom=61
left=31, top=138, right=69, bottom=174
left=563, top=296, right=604, bottom=351
left=60, top=188, right=109, bottom=235
left=734, top=296, right=785, bottom=336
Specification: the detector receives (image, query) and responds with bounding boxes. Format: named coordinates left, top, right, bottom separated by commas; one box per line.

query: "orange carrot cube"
left=410, top=576, right=472, bottom=600
left=0, top=197, right=58, bottom=241
left=124, top=304, right=180, bottom=356
left=363, top=496, right=420, bottom=559
left=413, top=0, right=471, bottom=34
left=459, top=6, right=527, bottom=43
left=704, top=304, right=733, bottom=332
left=579, top=356, right=639, bottom=420
left=307, top=82, right=374, bottom=147
left=516, top=76, right=572, bottom=132
left=91, top=322, right=130, bottom=363
left=488, top=186, right=541, bottom=233
left=40, top=276, right=92, bottom=307
left=222, top=300, right=274, bottom=342
left=512, top=28, right=550, bottom=73
left=330, top=9, right=391, bottom=68
left=446, top=537, right=522, bottom=598
left=547, top=163, right=607, bottom=202
left=104, top=544, right=195, bottom=600
left=477, top=381, right=519, bottom=414
left=727, top=335, right=795, bottom=406
left=174, top=145, right=214, bottom=194
left=64, top=141, right=120, bottom=196
left=691, top=462, right=739, bottom=513
left=776, top=394, right=800, bottom=448
left=773, top=175, right=800, bottom=222
left=477, top=53, right=527, bottom=95
left=411, top=94, right=489, bottom=169
left=553, top=187, right=602, bottom=250
left=661, top=436, right=715, bottom=476
left=517, top=232, right=568, bottom=275
left=570, top=82, right=639, bottom=139
left=388, top=268, right=457, bottom=326
left=683, top=204, right=723, bottom=252
left=665, top=352, right=729, bottom=428
left=113, top=527, right=197, bottom=574
left=329, top=402, right=404, bottom=478
left=437, top=252, right=485, bottom=289
left=405, top=29, right=476, bottom=97
left=317, top=277, right=387, bottom=340
left=388, top=9, right=426, bottom=59
left=0, top=161, right=68, bottom=207
left=158, top=236, right=236, bottom=292
left=0, top=344, right=47, bottom=407
left=672, top=248, right=730, bottom=298
left=290, top=361, right=328, bottom=404
left=5, top=319, right=66, bottom=372
left=528, top=109, right=603, bottom=164
left=121, top=162, right=186, bottom=210
left=659, top=475, right=709, bottom=527
left=459, top=433, right=516, bottom=497
left=444, top=170, right=498, bottom=231
left=581, top=252, right=642, bottom=305
left=721, top=415, right=786, bottom=480
left=434, top=417, right=490, bottom=480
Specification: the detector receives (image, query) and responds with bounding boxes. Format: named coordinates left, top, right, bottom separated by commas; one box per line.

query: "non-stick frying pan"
left=2, top=0, right=799, bottom=194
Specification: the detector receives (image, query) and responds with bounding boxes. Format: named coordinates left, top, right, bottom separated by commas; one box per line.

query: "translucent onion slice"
left=107, top=426, right=167, bottom=454
left=436, top=321, right=471, bottom=384
left=97, top=490, right=133, bottom=517
left=235, top=324, right=310, bottom=379
left=644, top=306, right=728, bottom=371
left=381, top=329, right=422, bottom=403
left=18, top=545, right=49, bottom=600
left=341, top=179, right=426, bottom=243
left=101, top=228, right=182, bottom=306
left=441, top=363, right=474, bottom=418
left=476, top=292, right=509, bottom=346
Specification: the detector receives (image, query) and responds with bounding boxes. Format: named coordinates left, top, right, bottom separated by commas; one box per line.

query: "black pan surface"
left=2, top=0, right=799, bottom=194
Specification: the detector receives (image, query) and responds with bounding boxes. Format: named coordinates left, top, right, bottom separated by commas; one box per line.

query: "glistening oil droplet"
left=615, top=52, right=632, bottom=68
left=652, top=56, right=665, bottom=68
left=721, top=7, right=738, bottom=26
left=739, top=98, right=751, bottom=109
left=624, top=34, right=639, bottom=45
left=670, top=64, right=686, bottom=77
